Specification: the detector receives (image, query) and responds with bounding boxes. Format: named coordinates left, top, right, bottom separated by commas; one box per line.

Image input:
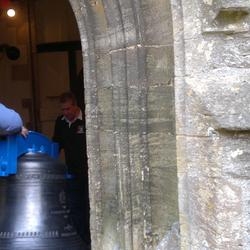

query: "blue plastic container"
left=0, top=131, right=59, bottom=176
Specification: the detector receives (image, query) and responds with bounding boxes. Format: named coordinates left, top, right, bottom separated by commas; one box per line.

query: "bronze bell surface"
left=0, top=152, right=86, bottom=250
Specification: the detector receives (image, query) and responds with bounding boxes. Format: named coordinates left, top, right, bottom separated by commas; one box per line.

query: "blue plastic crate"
left=0, top=131, right=59, bottom=176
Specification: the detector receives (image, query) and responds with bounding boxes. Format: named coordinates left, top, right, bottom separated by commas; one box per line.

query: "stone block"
left=141, top=0, right=173, bottom=45
left=146, top=46, right=174, bottom=85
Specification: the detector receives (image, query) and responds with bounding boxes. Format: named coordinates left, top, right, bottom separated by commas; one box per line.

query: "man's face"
left=61, top=101, right=78, bottom=122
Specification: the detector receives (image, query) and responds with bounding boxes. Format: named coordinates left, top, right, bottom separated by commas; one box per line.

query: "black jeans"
left=67, top=176, right=90, bottom=245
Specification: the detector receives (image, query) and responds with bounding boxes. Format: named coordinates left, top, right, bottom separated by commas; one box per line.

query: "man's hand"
left=20, top=126, right=29, bottom=137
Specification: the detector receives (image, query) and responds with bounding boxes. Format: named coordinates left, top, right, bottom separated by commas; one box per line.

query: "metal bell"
left=0, top=152, right=85, bottom=250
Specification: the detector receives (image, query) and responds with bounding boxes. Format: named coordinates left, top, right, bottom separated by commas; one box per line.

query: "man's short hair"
left=59, top=92, right=77, bottom=105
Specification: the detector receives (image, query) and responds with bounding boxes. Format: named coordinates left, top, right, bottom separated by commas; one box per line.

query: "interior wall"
left=36, top=51, right=69, bottom=136
left=0, top=0, right=82, bottom=136
left=34, top=0, right=82, bottom=137
left=35, top=0, right=80, bottom=44
left=69, top=0, right=178, bottom=249
left=0, top=1, right=32, bottom=126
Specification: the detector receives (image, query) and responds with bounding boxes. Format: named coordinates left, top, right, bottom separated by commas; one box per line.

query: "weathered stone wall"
left=69, top=0, right=178, bottom=249
left=172, top=0, right=250, bottom=249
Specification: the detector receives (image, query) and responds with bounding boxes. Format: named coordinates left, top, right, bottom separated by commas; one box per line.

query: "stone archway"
left=66, top=0, right=250, bottom=249
left=68, top=0, right=178, bottom=249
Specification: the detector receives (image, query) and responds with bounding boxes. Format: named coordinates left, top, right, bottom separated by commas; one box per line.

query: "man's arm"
left=0, top=103, right=23, bottom=135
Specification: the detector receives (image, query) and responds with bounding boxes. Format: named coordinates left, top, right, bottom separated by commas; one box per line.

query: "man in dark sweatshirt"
left=52, top=91, right=90, bottom=246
